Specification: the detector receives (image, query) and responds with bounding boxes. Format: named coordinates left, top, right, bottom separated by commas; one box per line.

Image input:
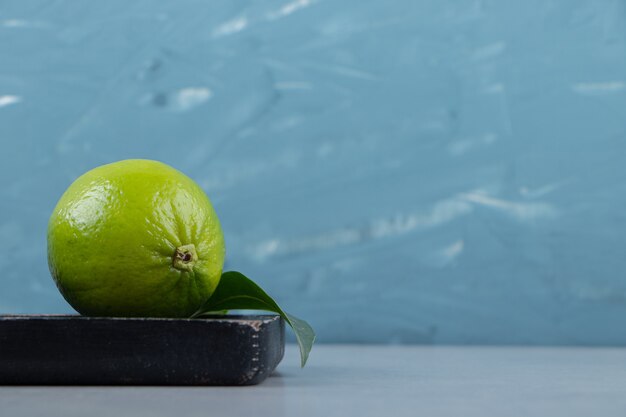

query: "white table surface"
left=2, top=344, right=625, bottom=417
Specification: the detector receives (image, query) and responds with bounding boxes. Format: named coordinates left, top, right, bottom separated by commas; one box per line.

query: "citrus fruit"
left=47, top=159, right=225, bottom=318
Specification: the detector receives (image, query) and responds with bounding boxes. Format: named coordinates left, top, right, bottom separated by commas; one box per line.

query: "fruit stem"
left=173, top=244, right=197, bottom=271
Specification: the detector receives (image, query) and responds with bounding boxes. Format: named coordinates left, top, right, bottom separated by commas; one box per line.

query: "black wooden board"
left=0, top=314, right=284, bottom=386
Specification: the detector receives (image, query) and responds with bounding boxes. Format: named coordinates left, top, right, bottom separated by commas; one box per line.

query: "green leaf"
left=192, top=271, right=315, bottom=367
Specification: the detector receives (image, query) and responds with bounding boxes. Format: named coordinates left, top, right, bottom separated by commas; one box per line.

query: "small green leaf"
left=192, top=271, right=315, bottom=367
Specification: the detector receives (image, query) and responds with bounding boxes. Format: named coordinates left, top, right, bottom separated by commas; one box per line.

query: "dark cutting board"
left=0, top=314, right=284, bottom=386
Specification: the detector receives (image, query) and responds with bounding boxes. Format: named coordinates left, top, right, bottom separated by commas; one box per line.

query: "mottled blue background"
left=1, top=0, right=626, bottom=344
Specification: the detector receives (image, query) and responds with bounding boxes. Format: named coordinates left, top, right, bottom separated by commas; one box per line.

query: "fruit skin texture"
left=47, top=159, right=225, bottom=318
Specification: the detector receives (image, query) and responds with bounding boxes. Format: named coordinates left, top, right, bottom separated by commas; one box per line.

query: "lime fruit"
left=47, top=159, right=225, bottom=318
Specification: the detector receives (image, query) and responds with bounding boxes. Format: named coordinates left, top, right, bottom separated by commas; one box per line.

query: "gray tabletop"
left=2, top=345, right=625, bottom=416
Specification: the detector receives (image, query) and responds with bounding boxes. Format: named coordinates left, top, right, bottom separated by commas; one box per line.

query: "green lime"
left=47, top=159, right=225, bottom=318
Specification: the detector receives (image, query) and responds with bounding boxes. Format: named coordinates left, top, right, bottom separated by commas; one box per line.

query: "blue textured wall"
left=1, top=0, right=626, bottom=344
